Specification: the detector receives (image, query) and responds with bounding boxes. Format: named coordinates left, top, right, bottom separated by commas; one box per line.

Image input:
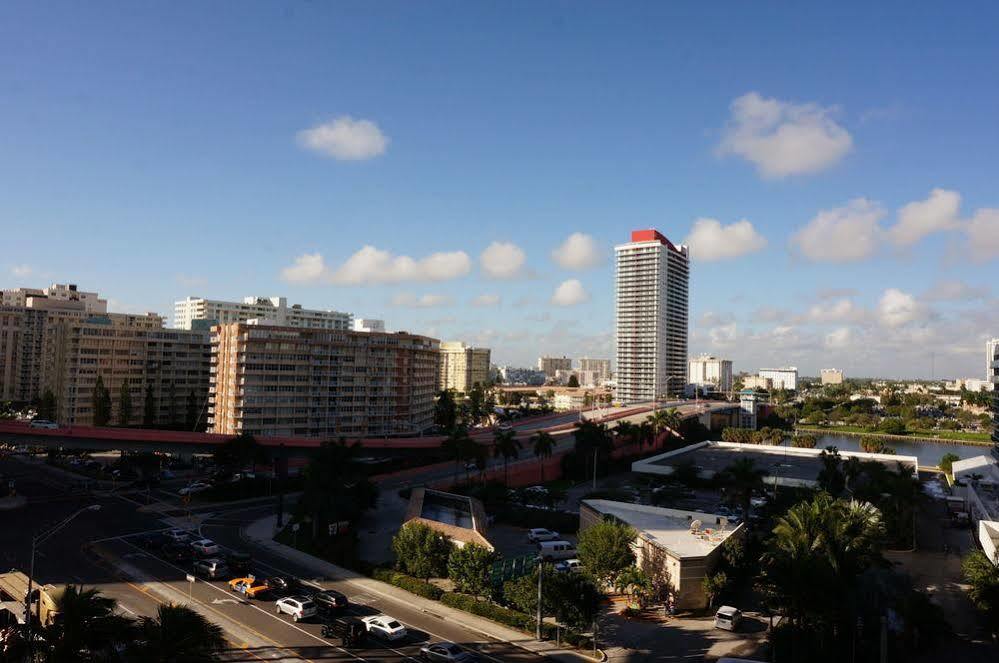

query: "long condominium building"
left=174, top=295, right=351, bottom=331
left=208, top=322, right=438, bottom=438
left=688, top=354, right=733, bottom=392
left=538, top=356, right=572, bottom=378
left=2, top=283, right=107, bottom=314
left=578, top=357, right=612, bottom=383
left=438, top=341, right=491, bottom=393
left=759, top=367, right=798, bottom=391
left=615, top=229, right=689, bottom=404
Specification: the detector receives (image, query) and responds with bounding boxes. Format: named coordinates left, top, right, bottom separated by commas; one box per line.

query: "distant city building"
left=498, top=366, right=546, bottom=386
left=578, top=370, right=609, bottom=388
left=553, top=392, right=587, bottom=411
left=577, top=357, right=611, bottom=383
left=742, top=375, right=772, bottom=391
left=538, top=356, right=572, bottom=378
left=758, top=367, right=798, bottom=391
left=174, top=295, right=351, bottom=331
left=1, top=283, right=107, bottom=314
left=438, top=341, right=491, bottom=393
left=353, top=318, right=385, bottom=333
left=208, top=323, right=438, bottom=438
left=615, top=229, right=689, bottom=404
left=738, top=389, right=764, bottom=429
left=553, top=368, right=578, bottom=385
left=987, top=338, right=999, bottom=383
left=820, top=368, right=845, bottom=385
left=947, top=378, right=994, bottom=392
left=688, top=355, right=733, bottom=393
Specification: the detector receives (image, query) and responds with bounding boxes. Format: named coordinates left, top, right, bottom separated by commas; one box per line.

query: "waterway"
left=784, top=433, right=996, bottom=468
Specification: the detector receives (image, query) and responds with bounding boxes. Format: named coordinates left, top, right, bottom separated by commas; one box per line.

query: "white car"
left=165, top=528, right=192, bottom=543
left=178, top=482, right=211, bottom=496
left=190, top=538, right=220, bottom=556
left=275, top=596, right=316, bottom=622
left=527, top=528, right=560, bottom=543
left=29, top=419, right=59, bottom=429
left=362, top=614, right=407, bottom=641
left=554, top=558, right=582, bottom=573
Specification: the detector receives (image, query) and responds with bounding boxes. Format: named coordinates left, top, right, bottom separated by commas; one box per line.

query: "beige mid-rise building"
left=438, top=341, right=491, bottom=393
left=1, top=283, right=107, bottom=313
left=820, top=368, right=845, bottom=385
left=208, top=322, right=439, bottom=438
left=538, top=356, right=572, bottom=378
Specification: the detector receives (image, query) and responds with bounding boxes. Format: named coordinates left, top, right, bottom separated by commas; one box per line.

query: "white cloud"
left=966, top=208, right=999, bottom=262
left=470, top=294, right=501, bottom=307
left=683, top=218, right=767, bottom=262
left=10, top=265, right=32, bottom=278
left=923, top=279, right=988, bottom=302
left=480, top=242, right=527, bottom=279
left=551, top=233, right=603, bottom=270
left=717, top=92, right=853, bottom=178
left=296, top=116, right=389, bottom=160
left=878, top=288, right=924, bottom=328
left=280, top=252, right=328, bottom=284
left=550, top=279, right=589, bottom=306
left=806, top=298, right=863, bottom=323
left=825, top=327, right=853, bottom=349
left=280, top=246, right=471, bottom=285
left=791, top=198, right=885, bottom=262
left=709, top=323, right=738, bottom=347
left=887, top=188, right=962, bottom=247
left=390, top=292, right=454, bottom=308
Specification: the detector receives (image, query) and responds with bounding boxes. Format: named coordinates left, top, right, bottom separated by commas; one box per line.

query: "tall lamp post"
left=25, top=504, right=102, bottom=655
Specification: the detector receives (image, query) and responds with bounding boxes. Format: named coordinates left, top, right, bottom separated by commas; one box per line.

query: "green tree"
left=165, top=381, right=177, bottom=426
left=41, top=585, right=134, bottom=662
left=37, top=389, right=57, bottom=421
left=392, top=521, right=453, bottom=579
left=467, top=383, right=486, bottom=424
left=441, top=424, right=477, bottom=479
left=576, top=519, right=637, bottom=587
left=143, top=384, right=157, bottom=427
left=298, top=439, right=379, bottom=539
left=702, top=571, right=729, bottom=608
left=877, top=417, right=906, bottom=435
left=118, top=381, right=133, bottom=425
left=938, top=452, right=960, bottom=478
left=492, top=428, right=522, bottom=485
left=791, top=433, right=817, bottom=449
left=567, top=374, right=580, bottom=388
left=860, top=435, right=895, bottom=454
left=614, top=566, right=653, bottom=608
left=816, top=446, right=846, bottom=496
left=573, top=420, right=613, bottom=481
left=92, top=374, right=112, bottom=426
left=962, top=550, right=999, bottom=634
left=531, top=431, right=556, bottom=483
left=647, top=408, right=681, bottom=443
left=503, top=565, right=602, bottom=629
left=131, top=603, right=226, bottom=662
left=718, top=458, right=766, bottom=517
left=214, top=433, right=269, bottom=476
left=434, top=389, right=458, bottom=432
left=447, top=543, right=497, bottom=597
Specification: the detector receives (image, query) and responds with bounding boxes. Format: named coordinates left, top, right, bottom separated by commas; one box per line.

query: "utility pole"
left=536, top=558, right=544, bottom=640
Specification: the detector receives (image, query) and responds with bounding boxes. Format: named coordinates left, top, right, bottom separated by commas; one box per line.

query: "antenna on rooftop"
left=690, top=519, right=702, bottom=533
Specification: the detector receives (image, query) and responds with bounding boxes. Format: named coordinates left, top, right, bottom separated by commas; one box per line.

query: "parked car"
left=361, top=614, right=407, bottom=641
left=265, top=576, right=304, bottom=596
left=714, top=606, right=742, bottom=631
left=139, top=532, right=170, bottom=550
left=229, top=576, right=269, bottom=598
left=193, top=558, right=229, bottom=580
left=554, top=558, right=582, bottom=573
left=312, top=589, right=349, bottom=613
left=225, top=551, right=252, bottom=575
left=527, top=528, right=560, bottom=542
left=162, top=542, right=194, bottom=563
left=321, top=616, right=367, bottom=647
left=190, top=539, right=220, bottom=556
left=164, top=529, right=192, bottom=543
left=178, top=481, right=211, bottom=496
left=275, top=596, right=316, bottom=622
left=29, top=420, right=59, bottom=429
left=420, top=641, right=480, bottom=661
left=537, top=540, right=577, bottom=561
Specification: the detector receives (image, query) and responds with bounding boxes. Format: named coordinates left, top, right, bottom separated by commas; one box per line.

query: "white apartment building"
left=1, top=283, right=107, bottom=314
left=578, top=357, right=611, bottom=382
left=353, top=318, right=385, bottom=333
left=553, top=392, right=587, bottom=411
left=821, top=368, right=845, bottom=385
left=759, top=367, right=798, bottom=391
left=688, top=355, right=733, bottom=392
left=615, top=229, right=689, bottom=404
left=174, top=296, right=351, bottom=331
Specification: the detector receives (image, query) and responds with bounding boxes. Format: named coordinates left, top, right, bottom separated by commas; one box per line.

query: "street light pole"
left=25, top=504, right=101, bottom=657
left=536, top=557, right=544, bottom=640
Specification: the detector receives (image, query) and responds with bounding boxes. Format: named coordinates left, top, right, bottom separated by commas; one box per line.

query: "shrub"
left=372, top=568, right=444, bottom=600
left=441, top=592, right=534, bottom=631
left=392, top=521, right=453, bottom=578
left=447, top=543, right=497, bottom=597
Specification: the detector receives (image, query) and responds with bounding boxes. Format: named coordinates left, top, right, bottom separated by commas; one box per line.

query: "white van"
left=714, top=605, right=742, bottom=631
left=537, top=540, right=577, bottom=561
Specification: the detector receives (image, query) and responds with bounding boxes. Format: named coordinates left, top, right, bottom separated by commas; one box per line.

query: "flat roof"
left=632, top=441, right=918, bottom=487
left=583, top=499, right=740, bottom=559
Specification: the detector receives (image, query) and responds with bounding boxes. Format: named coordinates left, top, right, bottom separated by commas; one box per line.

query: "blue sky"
left=3, top=2, right=999, bottom=377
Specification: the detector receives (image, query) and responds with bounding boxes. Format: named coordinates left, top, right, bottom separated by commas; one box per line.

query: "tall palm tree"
left=647, top=408, right=681, bottom=445
left=131, top=604, right=226, bottom=662
left=613, top=421, right=639, bottom=445
left=441, top=424, right=473, bottom=477
left=574, top=420, right=613, bottom=482
left=719, top=458, right=766, bottom=518
left=492, top=428, right=522, bottom=485
left=531, top=431, right=556, bottom=483
left=41, top=585, right=134, bottom=662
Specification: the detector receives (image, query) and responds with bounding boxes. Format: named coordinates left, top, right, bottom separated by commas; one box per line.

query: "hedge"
left=372, top=568, right=444, bottom=600
left=441, top=592, right=593, bottom=649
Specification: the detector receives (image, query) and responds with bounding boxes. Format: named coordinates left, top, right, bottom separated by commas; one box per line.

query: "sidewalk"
left=243, top=514, right=598, bottom=662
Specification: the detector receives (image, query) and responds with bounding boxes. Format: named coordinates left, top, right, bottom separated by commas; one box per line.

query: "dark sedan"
left=312, top=589, right=349, bottom=613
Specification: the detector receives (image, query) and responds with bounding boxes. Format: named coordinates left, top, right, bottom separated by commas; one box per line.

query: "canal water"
left=783, top=433, right=996, bottom=468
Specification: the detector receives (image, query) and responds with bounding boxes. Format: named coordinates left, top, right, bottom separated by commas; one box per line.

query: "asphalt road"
left=0, top=455, right=544, bottom=662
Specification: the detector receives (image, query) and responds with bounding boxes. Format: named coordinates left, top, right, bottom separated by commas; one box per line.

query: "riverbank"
left=795, top=426, right=993, bottom=446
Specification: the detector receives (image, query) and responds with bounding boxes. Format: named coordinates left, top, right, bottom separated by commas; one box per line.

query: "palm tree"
left=441, top=424, right=473, bottom=477
left=531, top=431, right=556, bottom=483
left=647, top=408, right=681, bottom=444
left=574, top=420, right=613, bottom=482
left=41, top=585, right=134, bottom=661
left=131, top=604, right=226, bottom=662
left=613, top=421, right=639, bottom=445
left=492, top=428, right=522, bottom=485
left=719, top=458, right=766, bottom=518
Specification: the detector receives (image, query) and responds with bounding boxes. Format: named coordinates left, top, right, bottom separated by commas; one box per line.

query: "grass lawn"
left=796, top=425, right=991, bottom=444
